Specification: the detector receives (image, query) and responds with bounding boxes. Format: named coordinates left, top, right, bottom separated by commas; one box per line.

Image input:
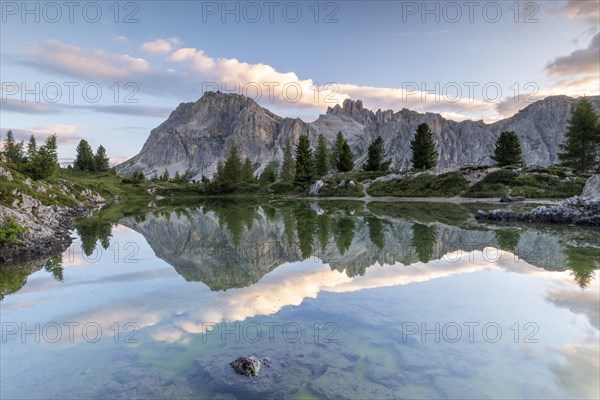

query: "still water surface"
left=1, top=200, right=599, bottom=399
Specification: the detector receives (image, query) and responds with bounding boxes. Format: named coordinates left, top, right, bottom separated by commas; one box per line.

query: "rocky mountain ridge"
left=117, top=93, right=600, bottom=179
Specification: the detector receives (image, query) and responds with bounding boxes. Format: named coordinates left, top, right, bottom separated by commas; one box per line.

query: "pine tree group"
left=1, top=130, right=59, bottom=180
left=74, top=140, right=110, bottom=172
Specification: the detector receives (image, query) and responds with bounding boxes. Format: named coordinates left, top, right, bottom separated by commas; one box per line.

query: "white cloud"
left=167, top=47, right=199, bottom=62
left=140, top=37, right=180, bottom=54
left=546, top=33, right=600, bottom=76
left=151, top=327, right=185, bottom=343
left=550, top=340, right=600, bottom=399
left=21, top=39, right=595, bottom=124
left=111, top=35, right=129, bottom=43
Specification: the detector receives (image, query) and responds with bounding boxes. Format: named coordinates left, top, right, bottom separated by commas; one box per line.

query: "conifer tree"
left=280, top=140, right=295, bottom=182
left=410, top=123, right=438, bottom=170
left=294, top=135, right=315, bottom=186
left=337, top=141, right=354, bottom=172
left=363, top=136, right=390, bottom=172
left=94, top=145, right=110, bottom=172
left=492, top=131, right=524, bottom=167
left=315, top=134, right=330, bottom=177
left=2, top=130, right=24, bottom=164
left=74, top=139, right=95, bottom=171
left=223, top=143, right=242, bottom=185
left=558, top=97, right=600, bottom=173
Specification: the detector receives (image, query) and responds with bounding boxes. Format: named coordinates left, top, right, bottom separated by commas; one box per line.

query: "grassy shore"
left=1, top=165, right=589, bottom=213
left=366, top=167, right=587, bottom=198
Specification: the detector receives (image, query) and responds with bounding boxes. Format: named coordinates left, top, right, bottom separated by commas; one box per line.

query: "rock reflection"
left=120, top=200, right=599, bottom=291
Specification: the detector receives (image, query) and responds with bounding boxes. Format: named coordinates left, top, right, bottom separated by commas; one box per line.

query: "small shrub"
left=482, top=169, right=518, bottom=185
left=270, top=181, right=304, bottom=194
left=0, top=217, right=27, bottom=244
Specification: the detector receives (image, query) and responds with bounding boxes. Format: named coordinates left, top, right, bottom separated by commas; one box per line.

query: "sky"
left=0, top=0, right=599, bottom=163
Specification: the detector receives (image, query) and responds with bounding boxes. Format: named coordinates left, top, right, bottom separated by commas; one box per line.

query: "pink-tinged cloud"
left=6, top=124, right=84, bottom=144
left=20, top=39, right=596, bottom=123
left=24, top=39, right=152, bottom=81
left=556, top=0, right=600, bottom=24
left=109, top=156, right=132, bottom=165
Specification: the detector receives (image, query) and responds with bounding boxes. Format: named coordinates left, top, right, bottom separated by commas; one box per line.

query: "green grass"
left=520, top=166, right=574, bottom=178
left=367, top=172, right=469, bottom=197
left=58, top=169, right=151, bottom=202
left=0, top=168, right=78, bottom=207
left=464, top=168, right=586, bottom=198
left=269, top=181, right=305, bottom=195
left=510, top=174, right=585, bottom=198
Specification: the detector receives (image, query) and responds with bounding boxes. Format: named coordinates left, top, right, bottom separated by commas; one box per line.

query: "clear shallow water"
left=1, top=200, right=599, bottom=399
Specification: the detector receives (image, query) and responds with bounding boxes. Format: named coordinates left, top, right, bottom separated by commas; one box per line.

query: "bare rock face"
left=118, top=92, right=313, bottom=179
left=117, top=92, right=600, bottom=179
left=581, top=175, right=600, bottom=199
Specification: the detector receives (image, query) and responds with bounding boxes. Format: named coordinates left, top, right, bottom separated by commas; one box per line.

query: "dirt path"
left=308, top=195, right=562, bottom=205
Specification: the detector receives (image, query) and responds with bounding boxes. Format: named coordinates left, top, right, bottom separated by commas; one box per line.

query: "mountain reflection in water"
left=1, top=200, right=599, bottom=400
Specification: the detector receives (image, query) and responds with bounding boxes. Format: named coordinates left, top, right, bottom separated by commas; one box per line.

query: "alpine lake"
left=1, top=198, right=599, bottom=399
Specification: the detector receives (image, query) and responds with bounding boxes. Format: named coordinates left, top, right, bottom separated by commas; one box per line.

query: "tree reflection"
left=366, top=217, right=386, bottom=249
left=75, top=220, right=113, bottom=256
left=283, top=210, right=296, bottom=248
left=565, top=246, right=599, bottom=289
left=316, top=214, right=330, bottom=254
left=294, top=206, right=316, bottom=259
left=204, top=202, right=258, bottom=245
left=115, top=200, right=600, bottom=293
left=0, top=253, right=64, bottom=300
left=44, top=254, right=64, bottom=282
left=333, top=216, right=355, bottom=256
left=411, top=223, right=438, bottom=263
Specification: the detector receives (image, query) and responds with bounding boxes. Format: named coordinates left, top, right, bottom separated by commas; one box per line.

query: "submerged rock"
left=230, top=356, right=262, bottom=376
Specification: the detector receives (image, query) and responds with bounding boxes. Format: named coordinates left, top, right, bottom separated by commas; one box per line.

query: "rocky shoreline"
left=476, top=175, right=600, bottom=227
left=0, top=165, right=106, bottom=265
left=0, top=195, right=91, bottom=264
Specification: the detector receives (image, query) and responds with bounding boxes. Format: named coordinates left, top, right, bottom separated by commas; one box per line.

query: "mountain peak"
left=118, top=94, right=599, bottom=179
